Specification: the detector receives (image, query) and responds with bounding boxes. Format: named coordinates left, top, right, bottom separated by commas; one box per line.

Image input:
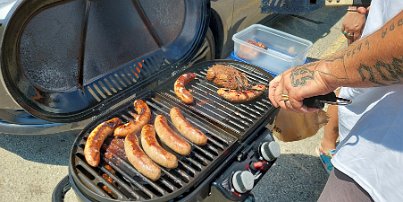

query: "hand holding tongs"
left=238, top=78, right=351, bottom=109
left=302, top=92, right=352, bottom=109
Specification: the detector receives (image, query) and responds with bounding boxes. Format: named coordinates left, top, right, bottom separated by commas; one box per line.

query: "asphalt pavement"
left=0, top=6, right=348, bottom=202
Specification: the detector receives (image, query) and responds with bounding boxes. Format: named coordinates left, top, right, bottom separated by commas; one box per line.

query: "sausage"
left=124, top=131, right=161, bottom=181
left=217, top=84, right=266, bottom=103
left=140, top=124, right=178, bottom=168
left=174, top=73, right=196, bottom=104
left=237, top=40, right=267, bottom=60
left=170, top=107, right=208, bottom=146
left=84, top=117, right=122, bottom=167
left=114, top=100, right=151, bottom=137
left=154, top=115, right=192, bottom=156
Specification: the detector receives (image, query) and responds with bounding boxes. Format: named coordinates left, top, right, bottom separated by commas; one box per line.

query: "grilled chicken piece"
left=206, top=64, right=249, bottom=90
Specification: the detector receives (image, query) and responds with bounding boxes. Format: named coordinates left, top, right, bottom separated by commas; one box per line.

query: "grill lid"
left=0, top=0, right=210, bottom=122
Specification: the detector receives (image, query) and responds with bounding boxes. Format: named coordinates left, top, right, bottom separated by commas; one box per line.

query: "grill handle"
left=52, top=175, right=71, bottom=202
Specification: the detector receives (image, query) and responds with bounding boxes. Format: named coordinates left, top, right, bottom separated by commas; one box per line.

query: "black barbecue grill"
left=66, top=60, right=279, bottom=201
left=1, top=0, right=282, bottom=201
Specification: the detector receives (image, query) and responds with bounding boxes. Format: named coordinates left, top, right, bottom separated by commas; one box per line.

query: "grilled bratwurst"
left=170, top=107, right=208, bottom=146
left=125, top=131, right=161, bottom=181
left=154, top=115, right=192, bottom=156
left=174, top=73, right=196, bottom=104
left=84, top=117, right=122, bottom=167
left=114, top=100, right=151, bottom=137
left=141, top=124, right=178, bottom=169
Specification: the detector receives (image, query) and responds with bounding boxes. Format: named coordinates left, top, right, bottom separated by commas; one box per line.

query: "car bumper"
left=0, top=120, right=80, bottom=135
left=0, top=110, right=88, bottom=135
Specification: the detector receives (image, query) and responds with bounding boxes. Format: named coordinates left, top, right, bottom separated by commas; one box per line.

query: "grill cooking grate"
left=85, top=55, right=167, bottom=102
left=70, top=60, right=275, bottom=201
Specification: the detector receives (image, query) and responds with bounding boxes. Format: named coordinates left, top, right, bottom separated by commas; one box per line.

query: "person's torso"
left=335, top=0, right=403, bottom=201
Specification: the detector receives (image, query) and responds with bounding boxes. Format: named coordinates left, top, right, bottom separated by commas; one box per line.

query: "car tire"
left=190, top=27, right=215, bottom=63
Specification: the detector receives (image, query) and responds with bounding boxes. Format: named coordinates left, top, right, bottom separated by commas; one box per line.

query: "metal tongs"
left=302, top=92, right=352, bottom=109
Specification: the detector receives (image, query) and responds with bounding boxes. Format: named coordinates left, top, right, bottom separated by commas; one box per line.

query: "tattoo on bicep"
left=358, top=57, right=403, bottom=85
left=290, top=65, right=315, bottom=87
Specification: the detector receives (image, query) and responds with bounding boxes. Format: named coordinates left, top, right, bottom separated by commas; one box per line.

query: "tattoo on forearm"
left=346, top=40, right=370, bottom=58
left=358, top=57, right=403, bottom=85
left=382, top=29, right=388, bottom=38
left=290, top=64, right=316, bottom=87
left=381, top=16, right=403, bottom=38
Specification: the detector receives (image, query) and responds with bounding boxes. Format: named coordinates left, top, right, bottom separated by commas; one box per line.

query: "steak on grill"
left=206, top=64, right=249, bottom=89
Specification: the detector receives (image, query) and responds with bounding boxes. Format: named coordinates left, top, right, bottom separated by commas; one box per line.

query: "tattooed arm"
left=325, top=11, right=403, bottom=88
left=268, top=11, right=403, bottom=112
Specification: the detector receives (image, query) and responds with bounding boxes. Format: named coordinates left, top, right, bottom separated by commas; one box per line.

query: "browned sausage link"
left=217, top=84, right=266, bottom=103
left=114, top=100, right=151, bottom=137
left=154, top=115, right=192, bottom=156
left=124, top=132, right=161, bottom=181
left=170, top=107, right=208, bottom=146
left=141, top=124, right=178, bottom=168
left=84, top=117, right=122, bottom=167
left=174, top=73, right=196, bottom=104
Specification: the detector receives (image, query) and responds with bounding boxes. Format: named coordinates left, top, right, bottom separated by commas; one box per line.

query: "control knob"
left=231, top=171, right=254, bottom=193
left=259, top=141, right=280, bottom=161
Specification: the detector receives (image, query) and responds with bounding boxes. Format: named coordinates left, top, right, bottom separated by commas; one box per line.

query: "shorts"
left=318, top=168, right=373, bottom=202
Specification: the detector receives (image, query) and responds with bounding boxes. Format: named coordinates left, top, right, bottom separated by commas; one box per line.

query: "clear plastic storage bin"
left=233, top=24, right=312, bottom=75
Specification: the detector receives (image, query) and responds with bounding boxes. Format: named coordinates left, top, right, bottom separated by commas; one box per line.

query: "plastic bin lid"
left=0, top=0, right=210, bottom=122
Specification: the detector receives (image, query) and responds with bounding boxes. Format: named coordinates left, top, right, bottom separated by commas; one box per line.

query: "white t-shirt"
left=333, top=1, right=403, bottom=201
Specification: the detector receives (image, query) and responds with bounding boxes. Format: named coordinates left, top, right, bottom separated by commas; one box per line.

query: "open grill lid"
left=0, top=0, right=210, bottom=122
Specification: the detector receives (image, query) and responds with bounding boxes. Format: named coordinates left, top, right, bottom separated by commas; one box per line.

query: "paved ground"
left=0, top=6, right=348, bottom=202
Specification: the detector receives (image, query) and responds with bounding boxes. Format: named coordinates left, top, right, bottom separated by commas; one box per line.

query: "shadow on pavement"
left=252, top=153, right=328, bottom=202
left=0, top=131, right=78, bottom=165
left=268, top=7, right=346, bottom=47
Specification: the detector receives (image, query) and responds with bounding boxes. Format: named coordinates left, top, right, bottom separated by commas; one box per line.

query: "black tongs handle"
left=303, top=92, right=352, bottom=109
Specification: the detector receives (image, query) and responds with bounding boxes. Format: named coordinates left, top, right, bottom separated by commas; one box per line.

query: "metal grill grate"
left=70, top=60, right=276, bottom=201
left=85, top=54, right=167, bottom=103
